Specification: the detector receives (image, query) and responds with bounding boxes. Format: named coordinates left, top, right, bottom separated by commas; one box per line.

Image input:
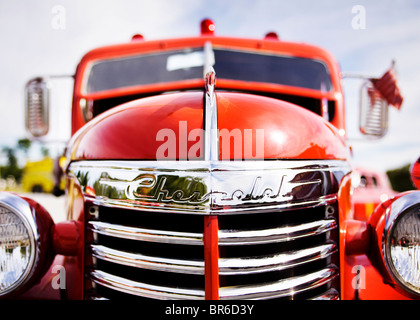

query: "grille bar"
left=90, top=269, right=205, bottom=300
left=91, top=244, right=204, bottom=274
left=219, top=243, right=336, bottom=275
left=89, top=221, right=203, bottom=245
left=218, top=219, right=337, bottom=246
left=311, top=288, right=340, bottom=300
left=219, top=265, right=338, bottom=300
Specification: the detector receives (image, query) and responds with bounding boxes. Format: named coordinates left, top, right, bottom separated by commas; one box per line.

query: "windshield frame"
left=71, top=36, right=345, bottom=135
left=80, top=44, right=335, bottom=99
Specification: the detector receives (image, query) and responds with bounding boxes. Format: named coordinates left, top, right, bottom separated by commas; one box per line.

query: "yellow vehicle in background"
left=21, top=157, right=55, bottom=193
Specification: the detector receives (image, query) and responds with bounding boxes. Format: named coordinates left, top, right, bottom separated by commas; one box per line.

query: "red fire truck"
left=1, top=19, right=418, bottom=301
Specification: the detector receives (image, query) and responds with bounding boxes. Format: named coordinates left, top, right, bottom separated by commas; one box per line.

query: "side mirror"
left=357, top=62, right=403, bottom=138
left=25, top=77, right=50, bottom=137
left=359, top=80, right=388, bottom=138
left=411, top=157, right=420, bottom=190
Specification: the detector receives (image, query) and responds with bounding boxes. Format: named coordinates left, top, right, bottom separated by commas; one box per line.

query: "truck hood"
left=68, top=91, right=349, bottom=161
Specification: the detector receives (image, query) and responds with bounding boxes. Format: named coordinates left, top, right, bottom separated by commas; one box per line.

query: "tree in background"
left=1, top=138, right=35, bottom=184
left=17, top=138, right=32, bottom=159
left=1, top=146, right=23, bottom=182
left=41, top=145, right=50, bottom=157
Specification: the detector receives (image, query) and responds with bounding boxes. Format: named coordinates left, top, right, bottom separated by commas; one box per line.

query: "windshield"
left=85, top=47, right=332, bottom=94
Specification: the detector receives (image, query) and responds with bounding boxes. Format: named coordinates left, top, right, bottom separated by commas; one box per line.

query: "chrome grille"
left=85, top=205, right=206, bottom=300
left=85, top=201, right=339, bottom=300
left=73, top=159, right=349, bottom=300
left=217, top=202, right=340, bottom=300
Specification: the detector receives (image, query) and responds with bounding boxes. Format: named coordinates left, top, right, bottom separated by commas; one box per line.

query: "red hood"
left=68, top=91, right=349, bottom=161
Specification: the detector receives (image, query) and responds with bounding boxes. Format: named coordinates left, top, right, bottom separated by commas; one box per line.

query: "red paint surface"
left=69, top=92, right=349, bottom=161
left=52, top=221, right=80, bottom=256
left=411, top=157, right=420, bottom=189
left=204, top=216, right=219, bottom=300
left=70, top=92, right=204, bottom=160
left=216, top=92, right=349, bottom=160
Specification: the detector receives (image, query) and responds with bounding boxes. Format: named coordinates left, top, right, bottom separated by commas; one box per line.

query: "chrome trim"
left=89, top=296, right=109, bottom=301
left=203, top=41, right=218, bottom=162
left=219, top=265, right=338, bottom=300
left=89, top=221, right=203, bottom=245
left=91, top=244, right=204, bottom=274
left=218, top=218, right=337, bottom=245
left=69, top=160, right=350, bottom=215
left=382, top=191, right=420, bottom=297
left=204, top=66, right=218, bottom=162
left=383, top=191, right=420, bottom=244
left=310, top=288, right=340, bottom=300
left=90, top=269, right=205, bottom=300
left=25, top=77, right=50, bottom=138
left=0, top=193, right=39, bottom=296
left=219, top=243, right=337, bottom=275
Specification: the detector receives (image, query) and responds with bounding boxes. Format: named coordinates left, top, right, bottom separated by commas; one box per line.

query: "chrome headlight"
left=0, top=193, right=55, bottom=298
left=0, top=193, right=39, bottom=297
left=383, top=192, right=420, bottom=297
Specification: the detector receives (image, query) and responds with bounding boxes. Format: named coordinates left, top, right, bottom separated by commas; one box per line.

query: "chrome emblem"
left=124, top=174, right=293, bottom=204
left=70, top=160, right=349, bottom=214
left=125, top=174, right=210, bottom=204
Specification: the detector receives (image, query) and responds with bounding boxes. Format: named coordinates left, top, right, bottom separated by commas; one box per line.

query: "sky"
left=0, top=0, right=419, bottom=171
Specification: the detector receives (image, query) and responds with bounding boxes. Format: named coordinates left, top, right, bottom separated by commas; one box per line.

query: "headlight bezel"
left=382, top=192, right=420, bottom=298
left=0, top=193, right=53, bottom=298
